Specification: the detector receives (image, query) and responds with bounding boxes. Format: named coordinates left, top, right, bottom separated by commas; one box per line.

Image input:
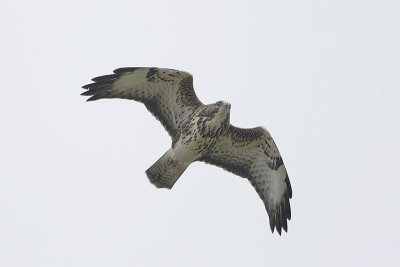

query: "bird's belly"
left=172, top=137, right=218, bottom=164
left=171, top=141, right=198, bottom=164
left=173, top=117, right=225, bottom=164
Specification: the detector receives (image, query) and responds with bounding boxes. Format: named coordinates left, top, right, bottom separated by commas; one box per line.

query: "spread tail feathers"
left=145, top=149, right=189, bottom=189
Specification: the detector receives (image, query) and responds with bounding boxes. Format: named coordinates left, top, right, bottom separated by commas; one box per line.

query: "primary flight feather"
left=82, top=67, right=292, bottom=234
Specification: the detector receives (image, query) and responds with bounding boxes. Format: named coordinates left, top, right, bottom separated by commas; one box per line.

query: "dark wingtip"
left=284, top=192, right=292, bottom=221
left=286, top=199, right=291, bottom=220
left=81, top=91, right=94, bottom=96
left=275, top=209, right=282, bottom=235
left=268, top=202, right=291, bottom=235
left=276, top=226, right=282, bottom=235
left=269, top=216, right=275, bottom=233
left=91, top=74, right=118, bottom=82
left=82, top=83, right=92, bottom=89
left=285, top=175, right=292, bottom=198
left=113, top=67, right=141, bottom=74
left=86, top=95, right=101, bottom=101
left=282, top=214, right=288, bottom=232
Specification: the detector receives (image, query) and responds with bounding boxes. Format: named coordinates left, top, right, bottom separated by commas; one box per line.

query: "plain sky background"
left=1, top=0, right=399, bottom=266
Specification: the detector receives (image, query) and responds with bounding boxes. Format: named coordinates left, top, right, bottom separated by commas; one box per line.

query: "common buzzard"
left=82, top=67, right=292, bottom=234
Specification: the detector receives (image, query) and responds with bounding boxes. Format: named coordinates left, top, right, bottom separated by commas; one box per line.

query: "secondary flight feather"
left=82, top=67, right=292, bottom=234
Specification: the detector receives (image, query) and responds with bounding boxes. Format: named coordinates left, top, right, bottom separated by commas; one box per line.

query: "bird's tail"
left=145, top=149, right=189, bottom=189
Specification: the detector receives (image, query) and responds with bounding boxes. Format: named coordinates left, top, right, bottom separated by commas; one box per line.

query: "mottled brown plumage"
left=82, top=67, right=292, bottom=234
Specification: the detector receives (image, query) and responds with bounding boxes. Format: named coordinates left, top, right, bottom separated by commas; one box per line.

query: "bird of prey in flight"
left=82, top=67, right=292, bottom=234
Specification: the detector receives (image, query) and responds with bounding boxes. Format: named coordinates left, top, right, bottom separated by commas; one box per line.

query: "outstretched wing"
left=199, top=125, right=292, bottom=234
left=82, top=67, right=203, bottom=140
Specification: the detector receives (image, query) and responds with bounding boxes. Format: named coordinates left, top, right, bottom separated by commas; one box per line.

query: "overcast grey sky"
left=1, top=0, right=399, bottom=266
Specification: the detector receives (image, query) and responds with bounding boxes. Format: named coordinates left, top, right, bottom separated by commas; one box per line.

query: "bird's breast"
left=172, top=115, right=225, bottom=162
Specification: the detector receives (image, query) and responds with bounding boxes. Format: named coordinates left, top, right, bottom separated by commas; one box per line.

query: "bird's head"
left=206, top=101, right=231, bottom=133
left=215, top=100, right=231, bottom=110
left=197, top=101, right=231, bottom=133
left=213, top=101, right=231, bottom=121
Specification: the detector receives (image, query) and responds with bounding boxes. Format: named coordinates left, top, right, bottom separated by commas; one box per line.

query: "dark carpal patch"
left=266, top=155, right=284, bottom=170
left=113, top=67, right=141, bottom=74
left=146, top=67, right=158, bottom=82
